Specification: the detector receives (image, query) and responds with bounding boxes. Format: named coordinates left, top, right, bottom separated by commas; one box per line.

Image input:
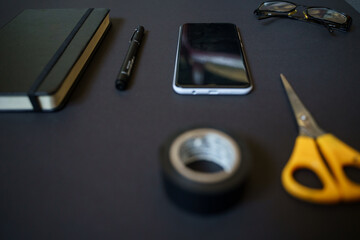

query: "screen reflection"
left=177, top=23, right=250, bottom=87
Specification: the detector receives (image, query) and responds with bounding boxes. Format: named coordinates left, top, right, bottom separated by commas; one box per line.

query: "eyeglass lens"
left=307, top=8, right=347, bottom=24
left=259, top=1, right=296, bottom=12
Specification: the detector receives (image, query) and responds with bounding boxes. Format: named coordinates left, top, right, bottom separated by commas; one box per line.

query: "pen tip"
left=116, top=79, right=127, bottom=90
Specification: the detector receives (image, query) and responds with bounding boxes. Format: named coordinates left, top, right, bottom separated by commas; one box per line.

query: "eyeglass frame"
left=254, top=1, right=352, bottom=33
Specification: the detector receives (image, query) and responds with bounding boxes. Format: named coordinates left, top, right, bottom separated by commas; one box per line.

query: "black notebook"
left=0, top=8, right=110, bottom=111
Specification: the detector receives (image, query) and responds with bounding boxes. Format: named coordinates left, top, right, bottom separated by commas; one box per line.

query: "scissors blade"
left=280, top=74, right=325, bottom=138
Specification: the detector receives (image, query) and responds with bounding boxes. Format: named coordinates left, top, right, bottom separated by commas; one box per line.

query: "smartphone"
left=173, top=23, right=253, bottom=95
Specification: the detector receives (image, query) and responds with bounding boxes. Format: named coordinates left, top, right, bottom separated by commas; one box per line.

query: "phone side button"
left=208, top=90, right=219, bottom=95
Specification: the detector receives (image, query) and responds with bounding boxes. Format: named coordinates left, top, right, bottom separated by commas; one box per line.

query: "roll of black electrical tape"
left=160, top=128, right=251, bottom=214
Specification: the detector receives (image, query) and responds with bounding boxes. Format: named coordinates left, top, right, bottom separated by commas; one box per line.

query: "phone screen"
left=173, top=23, right=252, bottom=95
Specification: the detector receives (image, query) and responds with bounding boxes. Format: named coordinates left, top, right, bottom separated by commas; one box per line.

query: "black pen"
left=115, top=26, right=145, bottom=90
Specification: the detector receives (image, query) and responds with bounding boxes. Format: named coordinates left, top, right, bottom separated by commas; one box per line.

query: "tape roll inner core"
left=169, top=129, right=241, bottom=184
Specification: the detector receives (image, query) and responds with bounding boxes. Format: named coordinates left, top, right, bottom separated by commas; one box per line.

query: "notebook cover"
left=0, top=8, right=110, bottom=111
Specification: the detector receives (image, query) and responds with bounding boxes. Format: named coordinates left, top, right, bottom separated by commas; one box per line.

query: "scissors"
left=280, top=74, right=360, bottom=204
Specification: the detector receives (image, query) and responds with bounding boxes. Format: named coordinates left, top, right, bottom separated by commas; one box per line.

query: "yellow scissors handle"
left=317, top=134, right=360, bottom=202
left=282, top=136, right=341, bottom=204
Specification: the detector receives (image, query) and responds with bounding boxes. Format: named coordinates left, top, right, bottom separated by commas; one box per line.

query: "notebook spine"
left=27, top=8, right=94, bottom=111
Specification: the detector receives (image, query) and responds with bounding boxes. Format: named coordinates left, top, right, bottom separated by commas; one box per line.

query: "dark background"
left=1, top=0, right=360, bottom=239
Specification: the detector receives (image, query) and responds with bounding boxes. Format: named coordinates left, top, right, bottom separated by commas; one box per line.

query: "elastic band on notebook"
left=28, top=8, right=94, bottom=111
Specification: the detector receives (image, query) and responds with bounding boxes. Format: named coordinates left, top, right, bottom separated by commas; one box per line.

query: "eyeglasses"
left=254, top=1, right=352, bottom=32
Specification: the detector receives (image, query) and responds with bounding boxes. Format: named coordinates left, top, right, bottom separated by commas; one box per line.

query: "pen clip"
left=130, top=27, right=140, bottom=43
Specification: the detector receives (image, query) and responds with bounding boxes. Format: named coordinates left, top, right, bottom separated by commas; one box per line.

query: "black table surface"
left=1, top=0, right=360, bottom=239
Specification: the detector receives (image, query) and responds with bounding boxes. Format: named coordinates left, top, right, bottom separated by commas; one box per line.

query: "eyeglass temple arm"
left=324, top=24, right=334, bottom=33
left=309, top=18, right=335, bottom=33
